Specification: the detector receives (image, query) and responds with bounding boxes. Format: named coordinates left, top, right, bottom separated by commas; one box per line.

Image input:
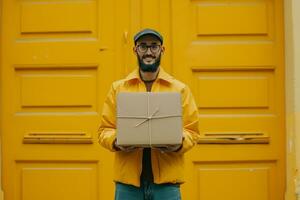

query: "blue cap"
left=134, top=29, right=163, bottom=44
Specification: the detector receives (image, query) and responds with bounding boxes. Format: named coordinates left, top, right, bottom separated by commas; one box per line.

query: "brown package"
left=116, top=92, right=182, bottom=147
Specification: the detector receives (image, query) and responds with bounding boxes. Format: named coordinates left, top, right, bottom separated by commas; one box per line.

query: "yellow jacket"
left=98, top=68, right=200, bottom=187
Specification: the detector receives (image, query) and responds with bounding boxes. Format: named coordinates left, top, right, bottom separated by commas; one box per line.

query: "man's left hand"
left=154, top=144, right=182, bottom=153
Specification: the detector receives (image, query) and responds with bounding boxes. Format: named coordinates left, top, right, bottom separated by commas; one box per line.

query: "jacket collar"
left=125, top=67, right=173, bottom=83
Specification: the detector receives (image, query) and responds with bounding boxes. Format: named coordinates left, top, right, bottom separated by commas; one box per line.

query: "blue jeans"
left=115, top=181, right=181, bottom=200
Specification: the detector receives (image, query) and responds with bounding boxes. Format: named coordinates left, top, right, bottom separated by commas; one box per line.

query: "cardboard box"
left=116, top=92, right=182, bottom=147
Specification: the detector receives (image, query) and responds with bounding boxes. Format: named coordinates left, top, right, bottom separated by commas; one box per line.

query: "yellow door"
left=1, top=0, right=285, bottom=200
left=172, top=0, right=285, bottom=199
left=1, top=0, right=116, bottom=199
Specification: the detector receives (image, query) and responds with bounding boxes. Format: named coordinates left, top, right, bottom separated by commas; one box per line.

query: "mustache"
left=142, top=55, right=156, bottom=59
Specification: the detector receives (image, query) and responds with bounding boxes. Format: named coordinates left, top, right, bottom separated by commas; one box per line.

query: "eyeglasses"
left=136, top=44, right=161, bottom=53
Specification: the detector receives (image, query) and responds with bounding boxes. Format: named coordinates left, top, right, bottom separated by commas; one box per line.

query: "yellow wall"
left=285, top=0, right=300, bottom=199
left=294, top=0, right=300, bottom=198
left=0, top=0, right=3, bottom=198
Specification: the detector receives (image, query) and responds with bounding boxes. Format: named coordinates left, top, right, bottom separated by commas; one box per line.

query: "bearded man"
left=98, top=29, right=200, bottom=200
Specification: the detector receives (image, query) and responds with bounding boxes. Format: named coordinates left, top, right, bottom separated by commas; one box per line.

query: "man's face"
left=134, top=35, right=164, bottom=72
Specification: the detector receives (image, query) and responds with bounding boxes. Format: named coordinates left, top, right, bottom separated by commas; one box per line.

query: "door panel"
left=195, top=161, right=277, bottom=200
left=2, top=0, right=115, bottom=199
left=172, top=0, right=285, bottom=199
left=17, top=162, right=98, bottom=200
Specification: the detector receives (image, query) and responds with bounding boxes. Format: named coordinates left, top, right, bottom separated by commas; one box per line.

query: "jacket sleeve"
left=98, top=85, right=118, bottom=152
left=176, top=85, right=200, bottom=154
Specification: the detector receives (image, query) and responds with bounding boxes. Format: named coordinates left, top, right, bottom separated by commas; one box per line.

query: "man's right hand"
left=113, top=139, right=139, bottom=152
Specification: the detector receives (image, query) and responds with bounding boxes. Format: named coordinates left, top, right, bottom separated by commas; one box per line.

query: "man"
left=98, top=29, right=200, bottom=200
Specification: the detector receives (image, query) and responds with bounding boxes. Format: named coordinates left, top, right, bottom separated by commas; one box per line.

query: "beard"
left=138, top=54, right=161, bottom=72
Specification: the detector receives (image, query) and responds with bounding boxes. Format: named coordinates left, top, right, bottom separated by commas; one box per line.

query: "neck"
left=139, top=67, right=160, bottom=82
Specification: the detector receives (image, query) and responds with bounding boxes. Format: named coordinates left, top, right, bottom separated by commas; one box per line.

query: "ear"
left=133, top=46, right=137, bottom=53
left=161, top=46, right=165, bottom=54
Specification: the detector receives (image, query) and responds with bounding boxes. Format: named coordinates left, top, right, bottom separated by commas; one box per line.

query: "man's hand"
left=113, top=140, right=139, bottom=152
left=154, top=137, right=184, bottom=153
left=154, top=144, right=182, bottom=153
